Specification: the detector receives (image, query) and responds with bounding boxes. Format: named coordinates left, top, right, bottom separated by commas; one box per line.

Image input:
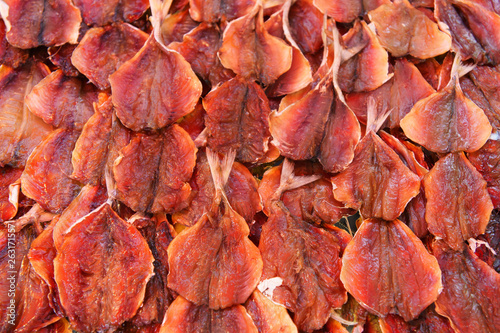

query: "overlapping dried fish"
left=0, top=0, right=498, bottom=331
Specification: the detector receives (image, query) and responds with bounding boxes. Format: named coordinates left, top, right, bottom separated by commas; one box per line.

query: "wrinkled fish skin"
left=0, top=61, right=51, bottom=168
left=21, top=129, right=82, bottom=214
left=424, top=152, right=493, bottom=251
left=259, top=202, right=350, bottom=332
left=3, top=0, right=81, bottom=49
left=54, top=204, right=154, bottom=333
left=341, top=219, right=442, bottom=321
left=110, top=36, right=202, bottom=132
left=433, top=240, right=500, bottom=333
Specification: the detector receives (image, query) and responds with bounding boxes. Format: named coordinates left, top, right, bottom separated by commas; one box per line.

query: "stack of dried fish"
left=0, top=0, right=499, bottom=332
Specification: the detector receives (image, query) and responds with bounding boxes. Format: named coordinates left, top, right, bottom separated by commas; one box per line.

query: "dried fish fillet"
left=54, top=203, right=154, bottom=332
left=219, top=6, right=292, bottom=85
left=204, top=76, right=271, bottom=163
left=341, top=219, right=442, bottom=321
left=0, top=61, right=52, bottom=168
left=331, top=131, right=421, bottom=221
left=401, top=74, right=492, bottom=153
left=21, top=129, right=81, bottom=214
left=72, top=23, right=149, bottom=90
left=424, top=152, right=493, bottom=250
left=25, top=70, right=97, bottom=130
left=160, top=296, right=258, bottom=332
left=110, top=36, right=202, bottom=131
left=1, top=0, right=81, bottom=49
left=433, top=240, right=500, bottom=333
left=167, top=151, right=262, bottom=309
left=369, top=0, right=451, bottom=59
left=73, top=0, right=149, bottom=26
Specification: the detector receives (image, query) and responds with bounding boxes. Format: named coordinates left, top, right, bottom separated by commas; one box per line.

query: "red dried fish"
left=160, top=296, right=258, bottom=332
left=245, top=291, right=297, bottom=333
left=401, top=61, right=492, bottom=153
left=167, top=151, right=262, bottom=309
left=28, top=218, right=63, bottom=316
left=266, top=45, right=313, bottom=97
left=1, top=0, right=81, bottom=49
left=0, top=61, right=52, bottom=168
left=71, top=94, right=113, bottom=185
left=172, top=150, right=261, bottom=227
left=287, top=0, right=322, bottom=54
left=110, top=35, right=202, bottom=131
left=388, top=59, right=435, bottom=128
left=73, top=0, right=149, bottom=26
left=469, top=139, right=500, bottom=209
left=52, top=185, right=107, bottom=250
left=219, top=6, right=292, bottom=85
left=151, top=126, right=197, bottom=212
left=319, top=96, right=361, bottom=173
left=72, top=23, right=149, bottom=90
left=21, top=129, right=82, bottom=214
left=0, top=225, right=37, bottom=332
left=204, top=76, right=272, bottom=163
left=379, top=131, right=429, bottom=238
left=270, top=79, right=332, bottom=160
left=260, top=205, right=350, bottom=332
left=467, top=65, right=500, bottom=129
left=263, top=5, right=314, bottom=96
left=113, top=124, right=196, bottom=213
left=12, top=257, right=59, bottom=332
left=259, top=161, right=350, bottom=332
left=189, top=0, right=257, bottom=22
left=259, top=162, right=353, bottom=225
left=435, top=0, right=500, bottom=65
left=0, top=19, right=27, bottom=68
left=432, top=240, right=500, bottom=333
left=128, top=216, right=175, bottom=328
left=331, top=131, right=421, bottom=221
left=424, top=152, right=493, bottom=250
left=169, top=22, right=234, bottom=87
left=338, top=20, right=391, bottom=93
left=341, top=218, right=442, bottom=321
left=54, top=203, right=154, bottom=332
left=368, top=0, right=451, bottom=59
left=25, top=70, right=97, bottom=130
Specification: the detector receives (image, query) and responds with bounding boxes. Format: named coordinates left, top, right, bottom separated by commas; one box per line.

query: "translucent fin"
left=104, top=163, right=116, bottom=203
left=193, top=127, right=208, bottom=148
left=468, top=237, right=498, bottom=255
left=276, top=159, right=322, bottom=197
left=450, top=52, right=476, bottom=81
left=7, top=203, right=55, bottom=232
left=282, top=0, right=300, bottom=50
left=8, top=178, right=20, bottom=217
left=206, top=148, right=236, bottom=203
left=366, top=96, right=391, bottom=134
left=150, top=0, right=174, bottom=50
left=331, top=22, right=364, bottom=105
